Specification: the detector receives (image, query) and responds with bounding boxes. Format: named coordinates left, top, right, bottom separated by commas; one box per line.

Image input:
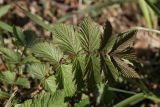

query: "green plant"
left=1, top=4, right=160, bottom=107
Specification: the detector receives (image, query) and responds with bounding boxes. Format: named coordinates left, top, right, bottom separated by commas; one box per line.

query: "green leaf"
left=13, top=26, right=25, bottom=46
left=22, top=55, right=40, bottom=64
left=104, top=33, right=117, bottom=53
left=84, top=55, right=101, bottom=90
left=72, top=56, right=85, bottom=90
left=13, top=27, right=37, bottom=47
left=0, top=21, right=13, bottom=33
left=0, top=32, right=4, bottom=47
left=101, top=21, right=117, bottom=53
left=16, top=91, right=67, bottom=107
left=42, top=75, right=57, bottom=93
left=104, top=55, right=119, bottom=81
left=113, top=93, right=145, bottom=107
left=75, top=97, right=90, bottom=107
left=97, top=83, right=115, bottom=106
left=56, top=64, right=76, bottom=96
left=0, top=71, right=16, bottom=85
left=0, top=89, right=10, bottom=100
left=0, top=4, right=12, bottom=18
left=15, top=77, right=30, bottom=89
left=0, top=47, right=20, bottom=64
left=79, top=17, right=101, bottom=52
left=31, top=42, right=63, bottom=64
left=100, top=20, right=115, bottom=52
left=23, top=30, right=37, bottom=47
left=29, top=63, right=48, bottom=80
left=19, top=6, right=53, bottom=31
left=113, top=29, right=137, bottom=52
left=120, top=48, right=137, bottom=61
left=113, top=57, right=140, bottom=78
left=53, top=24, right=81, bottom=54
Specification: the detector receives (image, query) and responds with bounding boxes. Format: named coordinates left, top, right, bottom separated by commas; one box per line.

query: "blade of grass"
left=113, top=93, right=145, bottom=107
left=17, top=5, right=53, bottom=31
left=0, top=4, right=12, bottom=18
left=108, top=87, right=137, bottom=95
left=138, top=0, right=157, bottom=28
left=145, top=95, right=160, bottom=103
left=145, top=0, right=160, bottom=16
left=0, top=21, right=13, bottom=33
left=57, top=0, right=133, bottom=23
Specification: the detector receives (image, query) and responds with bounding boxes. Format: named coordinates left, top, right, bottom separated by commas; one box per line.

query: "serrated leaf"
left=56, top=64, right=76, bottom=96
left=13, top=27, right=37, bottom=47
left=0, top=4, right=12, bottom=18
left=84, top=55, right=101, bottom=90
left=104, top=55, right=119, bottom=81
left=104, top=33, right=117, bottom=53
left=13, top=26, right=25, bottom=46
left=16, top=91, right=67, bottom=107
left=53, top=24, right=81, bottom=54
left=0, top=47, right=20, bottom=64
left=31, top=42, right=63, bottom=64
left=113, top=29, right=137, bottom=52
left=101, top=21, right=112, bottom=49
left=29, top=63, right=48, bottom=80
left=19, top=6, right=53, bottom=31
left=72, top=56, right=85, bottom=90
left=42, top=75, right=57, bottom=93
left=23, top=30, right=37, bottom=47
left=79, top=17, right=101, bottom=52
left=113, top=57, right=140, bottom=78
left=120, top=48, right=137, bottom=61
left=0, top=71, right=16, bottom=85
left=15, top=77, right=30, bottom=89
